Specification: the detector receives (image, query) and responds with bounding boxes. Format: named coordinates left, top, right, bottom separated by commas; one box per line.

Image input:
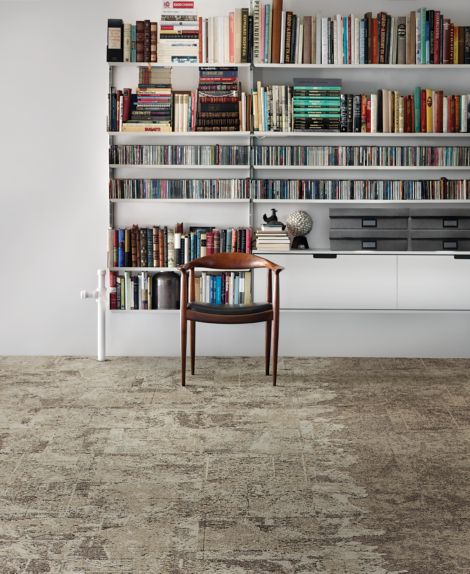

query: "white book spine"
left=123, top=23, right=131, bottom=62
left=461, top=95, right=468, bottom=133
left=316, top=16, right=321, bottom=64
left=297, top=19, right=303, bottom=64
left=370, top=93, right=377, bottom=133
left=321, top=18, right=328, bottom=65
left=224, top=15, right=230, bottom=63
left=335, top=15, right=342, bottom=65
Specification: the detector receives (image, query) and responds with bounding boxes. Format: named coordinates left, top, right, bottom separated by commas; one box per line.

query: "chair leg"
left=181, top=318, right=187, bottom=386
left=272, top=314, right=279, bottom=386
left=265, top=320, right=272, bottom=375
left=190, top=320, right=196, bottom=375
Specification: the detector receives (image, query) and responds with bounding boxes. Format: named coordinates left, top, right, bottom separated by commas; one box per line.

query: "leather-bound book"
left=271, top=0, right=283, bottom=63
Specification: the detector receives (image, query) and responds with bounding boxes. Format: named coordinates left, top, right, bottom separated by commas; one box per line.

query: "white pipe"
left=97, top=269, right=106, bottom=361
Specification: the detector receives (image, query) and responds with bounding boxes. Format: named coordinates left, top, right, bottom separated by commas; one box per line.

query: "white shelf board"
left=253, top=166, right=470, bottom=171
left=253, top=249, right=470, bottom=256
left=110, top=165, right=250, bottom=170
left=252, top=199, right=470, bottom=204
left=253, top=63, right=470, bottom=70
left=108, top=131, right=251, bottom=138
left=109, top=198, right=250, bottom=203
left=109, top=267, right=179, bottom=272
left=109, top=309, right=179, bottom=313
left=253, top=132, right=470, bottom=138
left=109, top=62, right=251, bottom=68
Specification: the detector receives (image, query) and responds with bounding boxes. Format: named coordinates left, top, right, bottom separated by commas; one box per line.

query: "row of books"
left=109, top=178, right=249, bottom=200
left=253, top=146, right=470, bottom=167
left=253, top=84, right=470, bottom=133
left=109, top=144, right=250, bottom=166
left=251, top=178, right=470, bottom=201
left=253, top=3, right=470, bottom=64
left=110, top=84, right=470, bottom=134
left=109, top=177, right=470, bottom=201
left=109, top=269, right=253, bottom=310
left=108, top=7, right=470, bottom=65
left=193, top=271, right=252, bottom=305
left=108, top=225, right=252, bottom=268
left=109, top=270, right=179, bottom=310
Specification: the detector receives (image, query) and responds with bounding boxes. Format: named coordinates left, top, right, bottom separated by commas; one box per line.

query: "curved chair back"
left=181, top=252, right=281, bottom=271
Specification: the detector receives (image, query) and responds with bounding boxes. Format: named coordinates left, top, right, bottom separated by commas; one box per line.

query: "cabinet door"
left=397, top=255, right=470, bottom=310
left=253, top=254, right=397, bottom=309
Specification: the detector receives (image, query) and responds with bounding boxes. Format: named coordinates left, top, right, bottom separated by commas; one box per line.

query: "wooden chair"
left=179, top=252, right=283, bottom=387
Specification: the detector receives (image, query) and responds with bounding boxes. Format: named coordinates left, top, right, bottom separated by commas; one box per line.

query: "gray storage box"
left=330, top=228, right=408, bottom=251
left=410, top=209, right=470, bottom=230
left=410, top=229, right=470, bottom=251
left=330, top=208, right=409, bottom=230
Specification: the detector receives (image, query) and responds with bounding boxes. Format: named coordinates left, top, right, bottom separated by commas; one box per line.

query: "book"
left=107, top=19, right=123, bottom=62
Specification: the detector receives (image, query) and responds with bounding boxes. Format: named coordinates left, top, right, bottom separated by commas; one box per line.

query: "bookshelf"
left=97, top=1, right=470, bottom=360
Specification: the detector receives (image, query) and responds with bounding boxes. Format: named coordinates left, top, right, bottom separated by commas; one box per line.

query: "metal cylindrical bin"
left=157, top=272, right=180, bottom=309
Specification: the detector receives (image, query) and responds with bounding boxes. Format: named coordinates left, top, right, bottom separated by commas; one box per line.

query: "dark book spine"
left=465, top=26, right=470, bottom=64
left=241, top=8, right=249, bottom=63
left=340, top=94, right=348, bottom=132
left=136, top=21, right=144, bottom=62
left=107, top=19, right=123, bottom=62
left=347, top=94, right=353, bottom=132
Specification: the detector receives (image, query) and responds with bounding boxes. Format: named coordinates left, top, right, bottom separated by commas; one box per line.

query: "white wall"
left=1, top=0, right=469, bottom=357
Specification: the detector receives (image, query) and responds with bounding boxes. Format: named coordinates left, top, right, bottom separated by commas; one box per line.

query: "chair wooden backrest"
left=179, top=252, right=283, bottom=306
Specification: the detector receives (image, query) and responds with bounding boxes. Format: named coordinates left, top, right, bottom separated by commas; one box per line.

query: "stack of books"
left=122, top=67, right=172, bottom=132
left=157, top=0, right=199, bottom=64
left=293, top=78, right=342, bottom=132
left=196, top=67, right=241, bottom=131
left=255, top=224, right=290, bottom=251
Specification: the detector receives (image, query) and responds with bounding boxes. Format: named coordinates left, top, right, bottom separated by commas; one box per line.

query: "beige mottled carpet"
left=0, top=356, right=469, bottom=573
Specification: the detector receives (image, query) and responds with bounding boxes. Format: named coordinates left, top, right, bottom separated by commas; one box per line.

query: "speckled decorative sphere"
left=286, top=210, right=313, bottom=237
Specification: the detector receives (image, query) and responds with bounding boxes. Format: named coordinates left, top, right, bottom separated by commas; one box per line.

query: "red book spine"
left=198, top=16, right=203, bottom=62
left=443, top=19, right=450, bottom=64
left=372, top=18, right=379, bottom=64
left=366, top=97, right=372, bottom=132
left=420, top=89, right=427, bottom=132
left=109, top=271, right=117, bottom=310
left=361, top=95, right=368, bottom=132
left=449, top=96, right=455, bottom=132
left=436, top=90, right=443, bottom=133
left=455, top=95, right=461, bottom=132
left=122, top=88, right=131, bottom=122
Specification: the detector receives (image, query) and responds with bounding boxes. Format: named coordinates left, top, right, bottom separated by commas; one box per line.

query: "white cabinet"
left=254, top=253, right=397, bottom=309
left=255, top=253, right=470, bottom=311
left=397, top=255, right=470, bottom=310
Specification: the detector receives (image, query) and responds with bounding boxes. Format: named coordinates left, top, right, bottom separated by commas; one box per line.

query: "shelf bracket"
left=80, top=269, right=107, bottom=361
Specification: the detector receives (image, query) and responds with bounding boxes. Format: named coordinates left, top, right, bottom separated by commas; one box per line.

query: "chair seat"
left=188, top=302, right=272, bottom=315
